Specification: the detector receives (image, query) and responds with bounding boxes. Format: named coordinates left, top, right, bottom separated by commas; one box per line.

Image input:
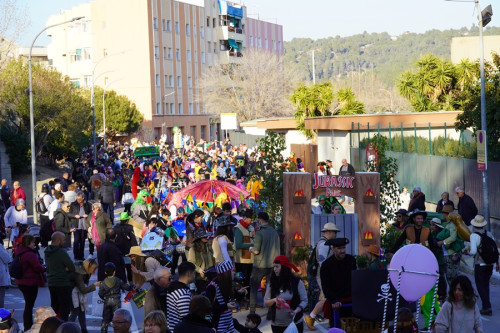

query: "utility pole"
left=475, top=0, right=491, bottom=230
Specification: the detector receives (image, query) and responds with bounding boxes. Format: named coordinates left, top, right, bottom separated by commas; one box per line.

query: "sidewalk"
left=459, top=254, right=500, bottom=284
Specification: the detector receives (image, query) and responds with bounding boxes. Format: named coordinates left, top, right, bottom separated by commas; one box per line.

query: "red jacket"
left=11, top=187, right=26, bottom=205
left=14, top=246, right=45, bottom=287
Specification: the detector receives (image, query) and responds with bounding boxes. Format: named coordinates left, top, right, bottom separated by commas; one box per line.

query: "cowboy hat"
left=193, top=228, right=212, bottom=241
left=321, top=222, right=340, bottom=232
left=441, top=205, right=454, bottom=213
left=430, top=217, right=444, bottom=228
left=409, top=209, right=427, bottom=219
left=216, top=216, right=235, bottom=227
left=126, top=246, right=146, bottom=257
left=471, top=215, right=487, bottom=228
left=367, top=244, right=380, bottom=256
left=325, top=237, right=350, bottom=247
left=395, top=208, right=408, bottom=216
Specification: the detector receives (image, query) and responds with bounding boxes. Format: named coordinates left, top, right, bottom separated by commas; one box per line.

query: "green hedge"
left=0, top=126, right=30, bottom=175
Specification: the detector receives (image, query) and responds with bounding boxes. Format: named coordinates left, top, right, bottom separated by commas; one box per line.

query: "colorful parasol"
left=167, top=180, right=250, bottom=208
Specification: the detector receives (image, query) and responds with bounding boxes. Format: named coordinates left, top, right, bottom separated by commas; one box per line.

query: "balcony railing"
left=227, top=26, right=244, bottom=34
left=229, top=51, right=243, bottom=57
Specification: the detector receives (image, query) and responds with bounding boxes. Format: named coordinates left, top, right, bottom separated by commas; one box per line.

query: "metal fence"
left=228, top=131, right=264, bottom=148
left=311, top=214, right=358, bottom=255
left=350, top=148, right=500, bottom=218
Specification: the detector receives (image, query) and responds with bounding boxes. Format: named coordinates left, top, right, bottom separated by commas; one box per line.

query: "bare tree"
left=200, top=49, right=296, bottom=122
left=0, top=0, right=30, bottom=70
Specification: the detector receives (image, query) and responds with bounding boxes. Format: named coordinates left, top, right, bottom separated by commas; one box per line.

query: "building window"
left=273, top=40, right=276, bottom=51
left=83, top=75, right=92, bottom=87
left=207, top=42, right=211, bottom=53
left=213, top=18, right=216, bottom=27
left=201, top=52, right=206, bottom=63
left=188, top=76, right=192, bottom=88
left=75, top=48, right=82, bottom=61
left=194, top=51, right=197, bottom=62
left=190, top=126, right=195, bottom=137
left=154, top=46, right=159, bottom=58
left=187, top=50, right=191, bottom=62
left=249, top=36, right=253, bottom=47
left=83, top=47, right=91, bottom=60
left=213, top=42, right=217, bottom=53
left=156, top=74, right=160, bottom=86
left=176, top=49, right=180, bottom=61
left=265, top=38, right=268, bottom=49
left=194, top=25, right=197, bottom=37
left=257, top=37, right=261, bottom=48
left=186, top=24, right=190, bottom=36
left=163, top=47, right=167, bottom=59
left=156, top=102, right=161, bottom=115
left=178, top=103, right=183, bottom=114
left=177, top=76, right=182, bottom=88
left=200, top=26, right=205, bottom=38
left=167, top=20, right=172, bottom=32
left=153, top=18, right=158, bottom=30
left=189, top=103, right=193, bottom=114
left=201, top=125, right=206, bottom=139
left=175, top=21, right=179, bottom=33
left=169, top=75, right=174, bottom=87
left=170, top=103, right=175, bottom=114
left=207, top=17, right=210, bottom=27
left=168, top=48, right=173, bottom=59
left=278, top=41, right=282, bottom=51
left=162, top=19, right=166, bottom=31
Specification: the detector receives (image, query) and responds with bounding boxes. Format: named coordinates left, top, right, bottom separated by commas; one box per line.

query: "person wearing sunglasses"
left=144, top=267, right=172, bottom=317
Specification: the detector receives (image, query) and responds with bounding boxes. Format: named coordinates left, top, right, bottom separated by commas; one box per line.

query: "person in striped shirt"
left=166, top=261, right=196, bottom=330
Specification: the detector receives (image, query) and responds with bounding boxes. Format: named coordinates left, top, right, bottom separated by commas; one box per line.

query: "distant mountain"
left=283, top=26, right=500, bottom=85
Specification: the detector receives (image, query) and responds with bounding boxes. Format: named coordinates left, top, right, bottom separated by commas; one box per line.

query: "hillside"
left=284, top=26, right=500, bottom=85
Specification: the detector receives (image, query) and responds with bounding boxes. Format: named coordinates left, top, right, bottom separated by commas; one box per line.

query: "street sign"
left=477, top=130, right=487, bottom=170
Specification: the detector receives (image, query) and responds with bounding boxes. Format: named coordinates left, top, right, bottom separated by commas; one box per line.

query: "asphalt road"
left=4, top=205, right=500, bottom=332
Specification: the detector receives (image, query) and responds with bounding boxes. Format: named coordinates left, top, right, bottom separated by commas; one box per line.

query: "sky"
left=15, top=0, right=498, bottom=47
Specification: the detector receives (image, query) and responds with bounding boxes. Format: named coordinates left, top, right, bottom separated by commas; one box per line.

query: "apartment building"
left=46, top=0, right=283, bottom=142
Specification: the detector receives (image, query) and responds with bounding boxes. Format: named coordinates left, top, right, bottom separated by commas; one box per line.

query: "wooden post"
left=354, top=172, right=381, bottom=255
left=282, top=172, right=312, bottom=257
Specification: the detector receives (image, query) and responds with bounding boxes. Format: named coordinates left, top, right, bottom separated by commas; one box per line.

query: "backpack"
left=307, top=244, right=319, bottom=276
left=9, top=253, right=24, bottom=279
left=35, top=194, right=48, bottom=214
left=475, top=231, right=500, bottom=265
left=148, top=249, right=171, bottom=267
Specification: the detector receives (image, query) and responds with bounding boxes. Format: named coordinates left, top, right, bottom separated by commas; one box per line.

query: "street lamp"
left=475, top=1, right=492, bottom=230
left=447, top=0, right=493, bottom=232
left=90, top=50, right=128, bottom=162
left=29, top=16, right=84, bottom=224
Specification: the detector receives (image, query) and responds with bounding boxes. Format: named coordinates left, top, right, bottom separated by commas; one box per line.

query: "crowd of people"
left=0, top=136, right=497, bottom=333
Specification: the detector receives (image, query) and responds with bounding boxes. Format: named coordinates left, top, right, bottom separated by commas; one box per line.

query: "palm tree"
left=455, top=59, right=478, bottom=91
